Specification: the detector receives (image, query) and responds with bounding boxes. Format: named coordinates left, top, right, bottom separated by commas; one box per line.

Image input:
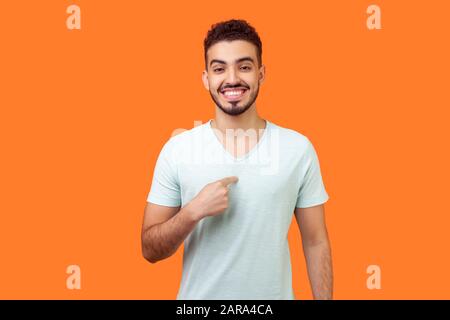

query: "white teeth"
left=223, top=90, right=244, bottom=96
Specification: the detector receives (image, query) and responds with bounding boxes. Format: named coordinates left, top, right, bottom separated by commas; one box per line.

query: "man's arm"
left=294, top=204, right=333, bottom=299
left=141, top=202, right=199, bottom=263
left=141, top=176, right=239, bottom=264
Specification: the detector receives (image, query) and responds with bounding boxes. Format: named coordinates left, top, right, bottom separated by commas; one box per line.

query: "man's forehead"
left=207, top=40, right=257, bottom=64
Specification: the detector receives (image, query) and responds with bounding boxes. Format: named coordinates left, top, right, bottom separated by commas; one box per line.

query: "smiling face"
left=202, top=40, right=265, bottom=116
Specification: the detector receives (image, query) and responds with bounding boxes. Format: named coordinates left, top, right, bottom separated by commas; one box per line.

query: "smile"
left=220, top=88, right=248, bottom=101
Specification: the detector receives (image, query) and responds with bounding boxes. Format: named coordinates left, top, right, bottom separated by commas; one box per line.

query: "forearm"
left=141, top=203, right=200, bottom=263
left=303, top=240, right=333, bottom=300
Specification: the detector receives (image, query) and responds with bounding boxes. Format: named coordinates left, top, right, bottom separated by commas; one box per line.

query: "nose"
left=225, top=67, right=239, bottom=84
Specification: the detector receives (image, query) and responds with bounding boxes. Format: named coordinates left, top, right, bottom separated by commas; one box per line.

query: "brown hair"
left=203, top=19, right=262, bottom=69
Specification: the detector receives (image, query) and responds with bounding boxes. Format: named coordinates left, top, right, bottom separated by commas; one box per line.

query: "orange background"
left=1, top=0, right=449, bottom=299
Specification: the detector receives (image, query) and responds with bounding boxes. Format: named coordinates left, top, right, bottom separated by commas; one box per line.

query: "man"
left=141, top=19, right=333, bottom=300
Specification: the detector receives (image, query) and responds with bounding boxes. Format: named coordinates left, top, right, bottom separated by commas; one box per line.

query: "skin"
left=295, top=204, right=333, bottom=300
left=201, top=40, right=267, bottom=157
left=141, top=39, right=333, bottom=300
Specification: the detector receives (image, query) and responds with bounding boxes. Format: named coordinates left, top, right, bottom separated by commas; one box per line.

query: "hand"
left=188, top=176, right=239, bottom=220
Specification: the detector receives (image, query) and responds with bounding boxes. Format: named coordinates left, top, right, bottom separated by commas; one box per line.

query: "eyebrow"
left=209, top=56, right=255, bottom=67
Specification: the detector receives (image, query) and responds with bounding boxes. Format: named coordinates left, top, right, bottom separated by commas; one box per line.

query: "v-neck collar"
left=206, top=119, right=271, bottom=162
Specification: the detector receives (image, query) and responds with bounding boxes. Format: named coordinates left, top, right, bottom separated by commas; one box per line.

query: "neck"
left=211, top=104, right=266, bottom=133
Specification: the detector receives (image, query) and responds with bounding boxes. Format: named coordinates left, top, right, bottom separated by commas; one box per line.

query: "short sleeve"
left=295, top=139, right=330, bottom=208
left=146, top=138, right=181, bottom=207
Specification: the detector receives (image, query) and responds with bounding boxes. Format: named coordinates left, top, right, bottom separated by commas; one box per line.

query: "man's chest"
left=178, top=160, right=301, bottom=207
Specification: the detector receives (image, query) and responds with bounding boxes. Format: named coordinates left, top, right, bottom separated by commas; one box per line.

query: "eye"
left=240, top=66, right=252, bottom=71
left=213, top=67, right=224, bottom=72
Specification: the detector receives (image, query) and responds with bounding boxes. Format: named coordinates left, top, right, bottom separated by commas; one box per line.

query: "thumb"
left=219, top=176, right=239, bottom=186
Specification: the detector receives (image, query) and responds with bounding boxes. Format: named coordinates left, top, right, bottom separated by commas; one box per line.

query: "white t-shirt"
left=146, top=119, right=330, bottom=299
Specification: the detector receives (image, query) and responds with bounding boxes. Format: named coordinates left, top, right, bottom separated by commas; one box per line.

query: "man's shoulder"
left=162, top=121, right=208, bottom=150
left=269, top=120, right=311, bottom=151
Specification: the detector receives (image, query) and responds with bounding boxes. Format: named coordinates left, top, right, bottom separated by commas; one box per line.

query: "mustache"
left=219, top=84, right=250, bottom=91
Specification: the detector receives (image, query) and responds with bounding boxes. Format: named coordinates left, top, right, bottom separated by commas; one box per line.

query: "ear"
left=202, top=70, right=210, bottom=91
left=258, top=64, right=266, bottom=85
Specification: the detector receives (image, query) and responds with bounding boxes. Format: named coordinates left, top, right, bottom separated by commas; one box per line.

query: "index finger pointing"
left=219, top=176, right=239, bottom=186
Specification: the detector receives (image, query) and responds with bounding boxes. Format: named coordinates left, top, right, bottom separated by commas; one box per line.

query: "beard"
left=209, top=84, right=260, bottom=116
